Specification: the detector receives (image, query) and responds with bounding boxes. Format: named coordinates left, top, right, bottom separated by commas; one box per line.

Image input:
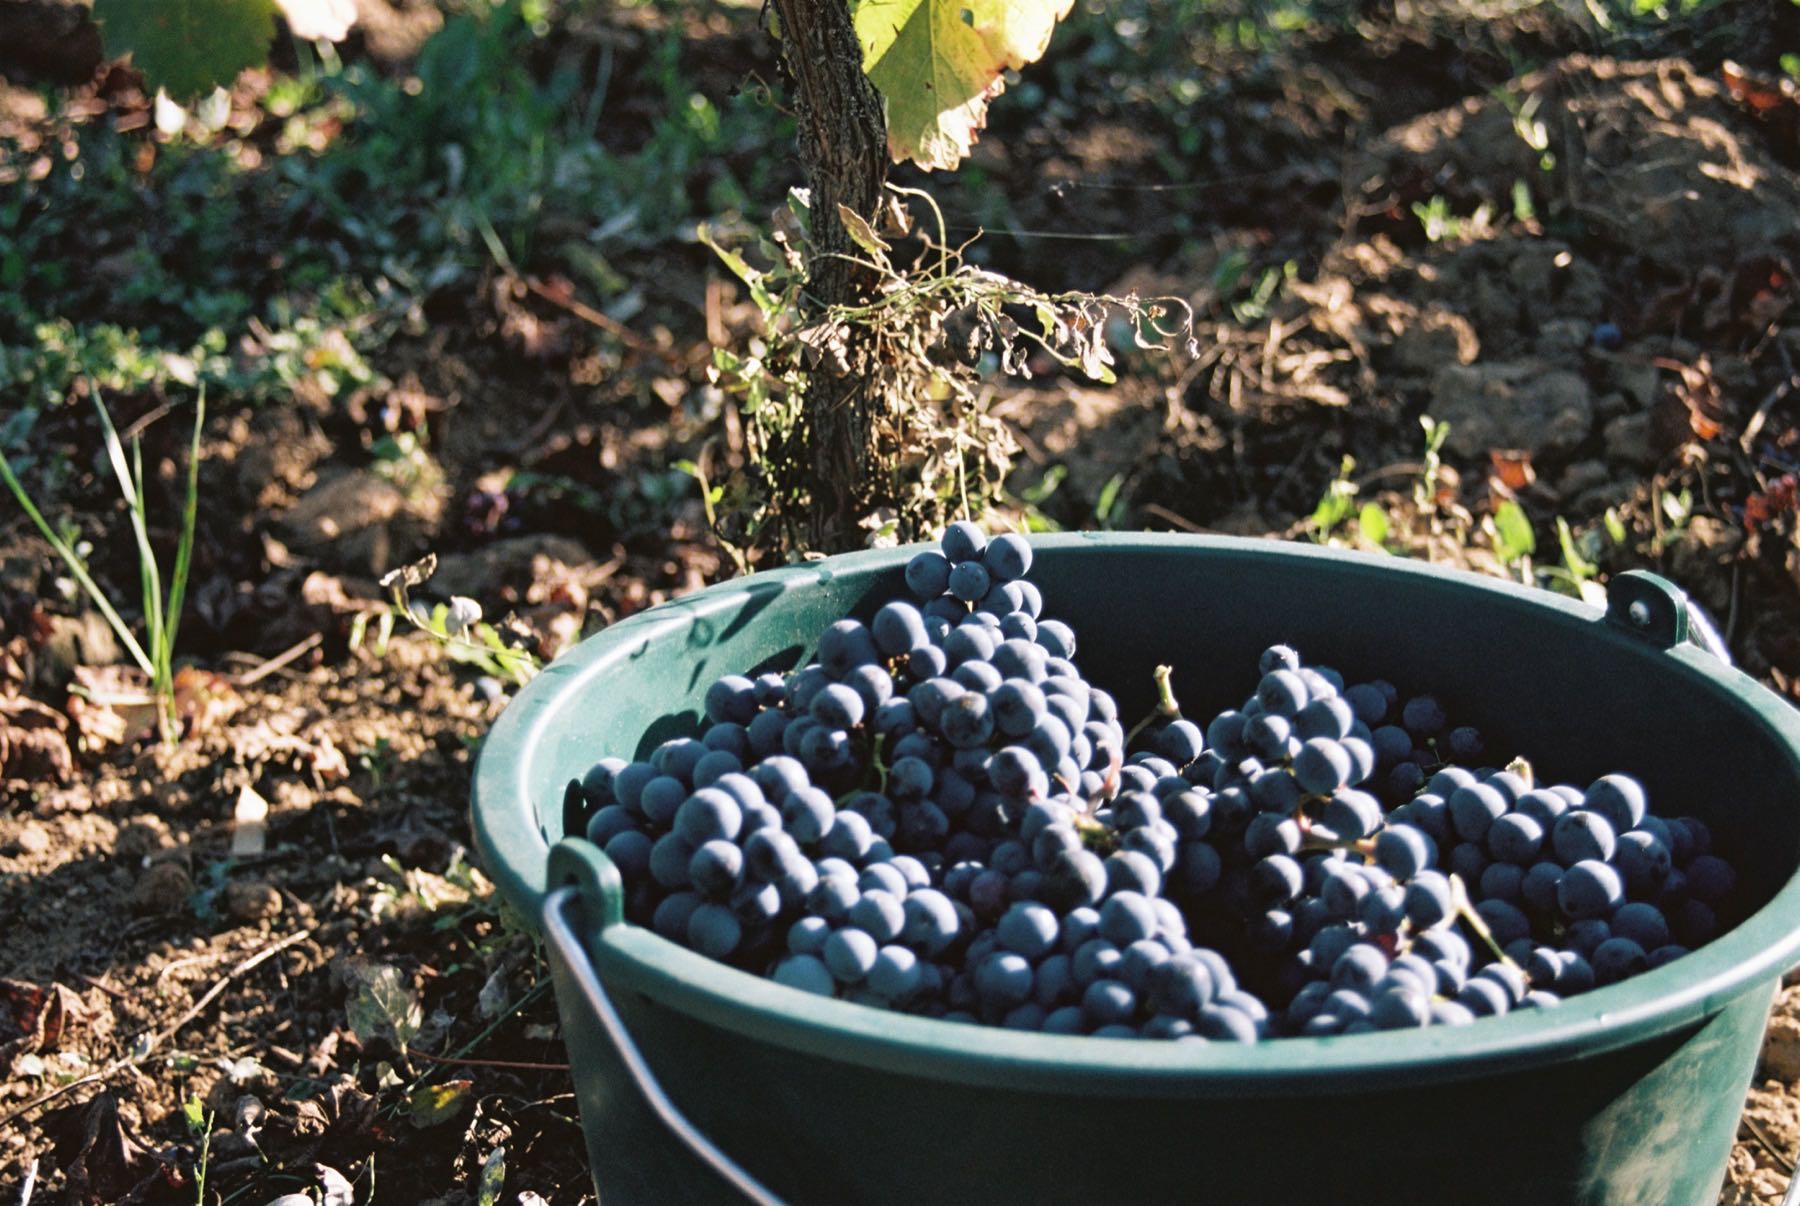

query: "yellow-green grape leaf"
left=477, top=1147, right=507, bottom=1206
left=853, top=0, right=1075, bottom=171
left=405, top=1079, right=475, bottom=1129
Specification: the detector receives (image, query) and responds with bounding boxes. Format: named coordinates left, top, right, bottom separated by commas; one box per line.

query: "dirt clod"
left=114, top=817, right=178, bottom=860
left=10, top=821, right=50, bottom=856
left=224, top=880, right=284, bottom=923
left=0, top=696, right=72, bottom=784
left=277, top=470, right=436, bottom=579
left=1430, top=362, right=1595, bottom=459
left=127, top=862, right=194, bottom=915
left=1763, top=988, right=1800, bottom=1083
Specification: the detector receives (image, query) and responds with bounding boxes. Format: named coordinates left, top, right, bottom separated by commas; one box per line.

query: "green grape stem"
left=1123, top=664, right=1181, bottom=746
left=870, top=732, right=889, bottom=792
left=1449, top=872, right=1528, bottom=978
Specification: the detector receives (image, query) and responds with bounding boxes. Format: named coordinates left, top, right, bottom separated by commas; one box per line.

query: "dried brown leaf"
left=261, top=1079, right=387, bottom=1169
left=379, top=553, right=438, bottom=592
left=66, top=664, right=157, bottom=749
left=340, top=958, right=421, bottom=1053
left=0, top=696, right=73, bottom=782
left=38, top=1091, right=168, bottom=1203
left=0, top=979, right=82, bottom=1062
left=1488, top=449, right=1537, bottom=491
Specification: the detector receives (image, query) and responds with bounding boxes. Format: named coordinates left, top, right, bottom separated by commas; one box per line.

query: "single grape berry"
left=948, top=560, right=993, bottom=603
left=905, top=550, right=953, bottom=599
left=1153, top=719, right=1205, bottom=766
left=1294, top=738, right=1354, bottom=794
left=1401, top=695, right=1446, bottom=737
left=1584, top=775, right=1648, bottom=832
left=941, top=521, right=987, bottom=563
left=983, top=533, right=1033, bottom=582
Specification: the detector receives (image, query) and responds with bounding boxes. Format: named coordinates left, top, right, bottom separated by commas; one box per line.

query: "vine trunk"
left=766, top=0, right=889, bottom=550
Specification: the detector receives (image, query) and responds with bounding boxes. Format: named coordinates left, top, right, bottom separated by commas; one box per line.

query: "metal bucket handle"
left=542, top=874, right=783, bottom=1206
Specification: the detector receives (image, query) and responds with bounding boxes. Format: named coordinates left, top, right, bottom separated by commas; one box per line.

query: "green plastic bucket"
left=472, top=534, right=1800, bottom=1205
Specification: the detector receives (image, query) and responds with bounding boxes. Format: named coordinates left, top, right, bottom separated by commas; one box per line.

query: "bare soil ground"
left=4, top=1, right=1800, bottom=1201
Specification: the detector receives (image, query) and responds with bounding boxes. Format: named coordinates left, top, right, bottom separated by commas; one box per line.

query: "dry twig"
left=231, top=632, right=322, bottom=688
left=0, top=930, right=313, bottom=1135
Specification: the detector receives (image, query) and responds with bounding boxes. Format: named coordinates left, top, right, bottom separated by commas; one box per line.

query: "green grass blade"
left=162, top=391, right=204, bottom=670
left=127, top=432, right=166, bottom=677
left=92, top=391, right=165, bottom=659
left=0, top=447, right=156, bottom=676
left=91, top=386, right=142, bottom=513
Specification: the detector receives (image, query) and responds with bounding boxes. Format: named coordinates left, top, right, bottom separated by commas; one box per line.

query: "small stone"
left=35, top=613, right=121, bottom=693
left=130, top=862, right=194, bottom=914
left=12, top=822, right=50, bottom=856
left=1534, top=318, right=1590, bottom=358
left=1603, top=411, right=1657, bottom=470
left=1557, top=460, right=1610, bottom=500
left=1606, top=358, right=1662, bottom=410
left=224, top=880, right=284, bottom=923
left=276, top=470, right=435, bottom=578
left=116, top=817, right=177, bottom=859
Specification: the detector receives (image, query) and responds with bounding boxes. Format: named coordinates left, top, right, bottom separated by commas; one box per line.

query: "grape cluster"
left=1171, top=653, right=1732, bottom=1033
left=561, top=525, right=1738, bottom=1040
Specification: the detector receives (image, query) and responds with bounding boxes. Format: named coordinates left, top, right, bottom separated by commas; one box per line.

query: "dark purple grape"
left=1583, top=774, right=1648, bottom=832
left=983, top=533, right=1033, bottom=581
left=1687, top=854, right=1736, bottom=903
left=941, top=521, right=987, bottom=563
left=905, top=550, right=953, bottom=599
left=1558, top=859, right=1624, bottom=921
left=1153, top=719, right=1205, bottom=766
left=948, top=560, right=992, bottom=603
left=1294, top=738, right=1354, bottom=794
left=1036, top=620, right=1077, bottom=661
left=824, top=928, right=880, bottom=982
left=1401, top=695, right=1446, bottom=737
left=687, top=903, right=742, bottom=958
left=1592, top=936, right=1649, bottom=985
left=1445, top=726, right=1483, bottom=761
left=938, top=692, right=995, bottom=749
left=1257, top=670, right=1308, bottom=718
left=1553, top=810, right=1618, bottom=865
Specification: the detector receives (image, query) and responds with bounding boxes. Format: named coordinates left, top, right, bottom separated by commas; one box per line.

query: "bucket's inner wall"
left=525, top=545, right=1800, bottom=927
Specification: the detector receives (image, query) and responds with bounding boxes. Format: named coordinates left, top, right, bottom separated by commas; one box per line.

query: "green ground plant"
left=355, top=554, right=542, bottom=688
left=702, top=184, right=1194, bottom=558
left=1, top=1, right=791, bottom=449
left=0, top=388, right=204, bottom=743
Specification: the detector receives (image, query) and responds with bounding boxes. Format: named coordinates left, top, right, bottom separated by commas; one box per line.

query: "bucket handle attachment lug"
left=1605, top=570, right=1731, bottom=666
left=542, top=879, right=784, bottom=1206
left=547, top=836, right=626, bottom=931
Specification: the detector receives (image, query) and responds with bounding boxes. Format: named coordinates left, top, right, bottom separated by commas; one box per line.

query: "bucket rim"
left=476, top=532, right=1800, bottom=1090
